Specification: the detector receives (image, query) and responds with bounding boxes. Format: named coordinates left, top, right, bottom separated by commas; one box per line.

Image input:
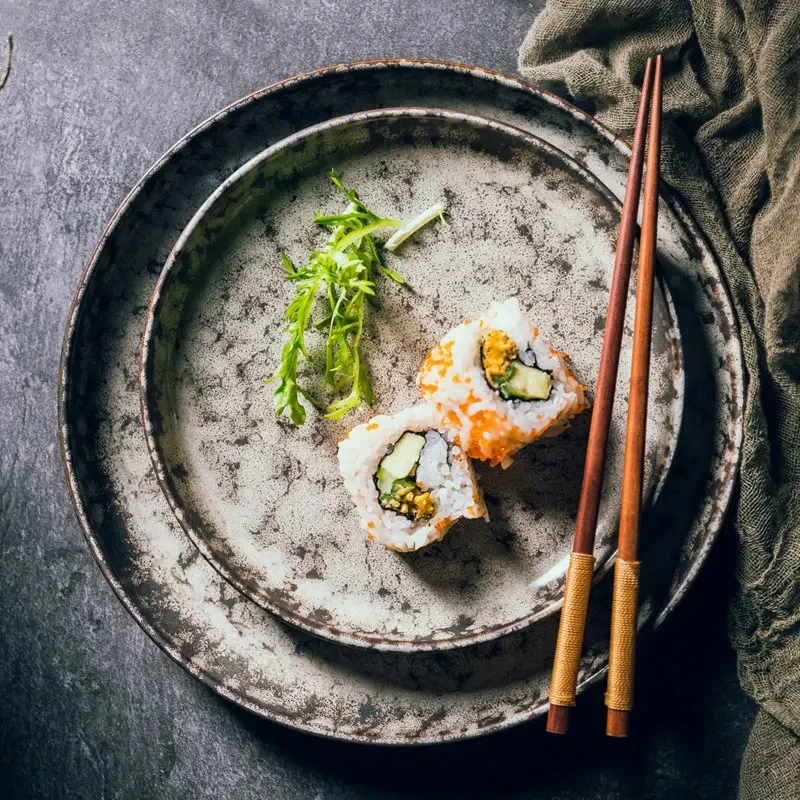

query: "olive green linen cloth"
left=520, top=2, right=800, bottom=796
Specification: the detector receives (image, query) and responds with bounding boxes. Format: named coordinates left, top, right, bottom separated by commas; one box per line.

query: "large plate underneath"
left=59, top=60, right=742, bottom=743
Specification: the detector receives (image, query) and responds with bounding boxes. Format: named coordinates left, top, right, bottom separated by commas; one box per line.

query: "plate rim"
left=58, top=58, right=744, bottom=743
left=138, top=104, right=685, bottom=653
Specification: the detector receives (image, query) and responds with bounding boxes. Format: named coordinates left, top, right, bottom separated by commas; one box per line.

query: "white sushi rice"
left=418, top=297, right=587, bottom=466
left=337, top=405, right=487, bottom=552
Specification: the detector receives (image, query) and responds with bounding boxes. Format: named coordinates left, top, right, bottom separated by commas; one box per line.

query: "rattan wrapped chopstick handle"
left=548, top=552, right=595, bottom=707
left=605, top=558, right=640, bottom=711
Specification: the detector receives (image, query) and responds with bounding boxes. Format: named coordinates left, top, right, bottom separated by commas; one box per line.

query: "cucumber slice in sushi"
left=499, top=363, right=552, bottom=401
left=379, top=433, right=426, bottom=484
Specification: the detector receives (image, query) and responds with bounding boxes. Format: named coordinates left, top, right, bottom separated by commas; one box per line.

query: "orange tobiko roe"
left=419, top=335, right=586, bottom=466
left=462, top=411, right=528, bottom=466
left=420, top=339, right=455, bottom=378
left=434, top=516, right=452, bottom=533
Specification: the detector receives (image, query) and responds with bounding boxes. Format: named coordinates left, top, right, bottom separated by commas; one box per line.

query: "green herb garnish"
left=271, top=170, right=444, bottom=424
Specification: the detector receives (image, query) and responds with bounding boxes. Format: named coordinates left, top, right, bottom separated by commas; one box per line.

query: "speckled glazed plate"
left=140, top=107, right=683, bottom=652
left=59, top=60, right=742, bottom=743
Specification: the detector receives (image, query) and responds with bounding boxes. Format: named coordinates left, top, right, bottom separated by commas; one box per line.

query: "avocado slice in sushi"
left=499, top=363, right=552, bottom=401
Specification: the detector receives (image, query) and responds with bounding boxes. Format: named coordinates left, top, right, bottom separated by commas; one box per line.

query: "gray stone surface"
left=0, top=1, right=756, bottom=797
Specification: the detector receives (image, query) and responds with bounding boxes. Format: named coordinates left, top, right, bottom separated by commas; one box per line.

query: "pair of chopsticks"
left=546, top=54, right=663, bottom=738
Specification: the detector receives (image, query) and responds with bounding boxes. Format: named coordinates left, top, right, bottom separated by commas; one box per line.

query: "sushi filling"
left=480, top=329, right=552, bottom=401
left=374, top=431, right=439, bottom=521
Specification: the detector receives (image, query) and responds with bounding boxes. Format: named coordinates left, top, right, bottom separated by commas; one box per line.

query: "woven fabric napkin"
left=520, top=2, right=800, bottom=796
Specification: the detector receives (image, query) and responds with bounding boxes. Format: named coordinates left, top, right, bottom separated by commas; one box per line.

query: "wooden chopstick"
left=605, top=53, right=663, bottom=738
left=546, top=56, right=657, bottom=736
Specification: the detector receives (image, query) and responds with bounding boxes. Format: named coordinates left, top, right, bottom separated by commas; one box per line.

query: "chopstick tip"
left=546, top=704, right=571, bottom=735
left=606, top=708, right=631, bottom=738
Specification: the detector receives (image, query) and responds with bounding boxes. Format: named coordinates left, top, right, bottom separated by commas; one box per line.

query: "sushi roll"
left=418, top=297, right=587, bottom=467
left=338, top=405, right=487, bottom=552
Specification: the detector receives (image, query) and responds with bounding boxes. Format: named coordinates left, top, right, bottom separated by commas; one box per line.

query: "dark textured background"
left=0, top=1, right=756, bottom=797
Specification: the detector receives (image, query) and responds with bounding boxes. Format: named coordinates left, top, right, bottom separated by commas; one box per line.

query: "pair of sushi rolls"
left=418, top=298, right=587, bottom=467
left=338, top=405, right=487, bottom=552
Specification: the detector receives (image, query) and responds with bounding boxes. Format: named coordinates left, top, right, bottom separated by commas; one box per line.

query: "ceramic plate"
left=59, top=60, right=742, bottom=743
left=140, top=107, right=682, bottom=651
